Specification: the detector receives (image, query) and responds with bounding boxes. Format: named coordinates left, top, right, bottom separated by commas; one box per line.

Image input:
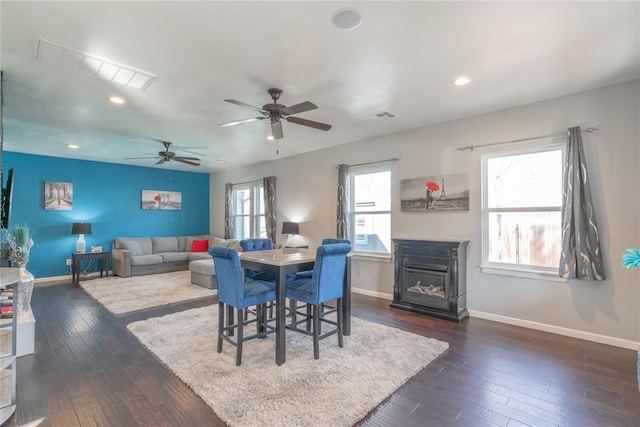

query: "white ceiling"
left=1, top=1, right=639, bottom=173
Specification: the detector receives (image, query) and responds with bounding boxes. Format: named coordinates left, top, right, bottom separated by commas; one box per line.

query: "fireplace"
left=391, top=239, right=469, bottom=321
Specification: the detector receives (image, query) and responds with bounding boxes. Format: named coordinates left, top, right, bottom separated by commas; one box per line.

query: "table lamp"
left=71, top=222, right=92, bottom=253
left=282, top=221, right=299, bottom=247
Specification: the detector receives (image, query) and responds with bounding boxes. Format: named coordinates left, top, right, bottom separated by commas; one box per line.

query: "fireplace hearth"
left=391, top=239, right=469, bottom=322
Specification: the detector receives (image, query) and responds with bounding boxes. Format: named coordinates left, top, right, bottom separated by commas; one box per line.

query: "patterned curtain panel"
left=336, top=164, right=350, bottom=240
left=263, top=176, right=277, bottom=243
left=559, top=126, right=606, bottom=280
left=224, top=183, right=233, bottom=239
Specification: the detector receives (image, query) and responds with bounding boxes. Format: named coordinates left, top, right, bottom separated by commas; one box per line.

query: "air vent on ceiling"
left=36, top=38, right=157, bottom=91
left=368, top=111, right=397, bottom=120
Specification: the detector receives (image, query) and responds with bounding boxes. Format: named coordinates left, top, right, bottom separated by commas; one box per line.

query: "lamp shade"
left=281, top=221, right=299, bottom=235
left=71, top=222, right=92, bottom=235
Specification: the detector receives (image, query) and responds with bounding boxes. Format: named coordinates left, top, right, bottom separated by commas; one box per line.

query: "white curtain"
left=559, top=126, right=605, bottom=280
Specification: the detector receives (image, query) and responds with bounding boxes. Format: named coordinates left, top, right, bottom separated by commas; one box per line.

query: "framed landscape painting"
left=141, top=189, right=182, bottom=210
left=44, top=181, right=73, bottom=210
left=400, top=173, right=470, bottom=212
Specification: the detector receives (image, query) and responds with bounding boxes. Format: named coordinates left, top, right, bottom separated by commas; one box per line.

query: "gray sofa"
left=112, top=235, right=240, bottom=278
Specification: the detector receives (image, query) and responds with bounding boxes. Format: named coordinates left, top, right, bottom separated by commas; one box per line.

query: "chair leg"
left=227, top=305, right=235, bottom=337
left=306, top=304, right=312, bottom=332
left=337, top=298, right=344, bottom=348
left=217, top=302, right=224, bottom=353
left=312, top=304, right=320, bottom=359
left=236, top=307, right=243, bottom=366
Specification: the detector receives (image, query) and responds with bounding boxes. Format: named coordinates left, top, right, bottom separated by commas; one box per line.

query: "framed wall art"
left=44, top=181, right=73, bottom=210
left=400, top=173, right=470, bottom=212
left=141, top=189, right=182, bottom=210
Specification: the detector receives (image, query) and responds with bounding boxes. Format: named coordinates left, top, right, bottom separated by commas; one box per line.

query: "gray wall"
left=210, top=80, right=640, bottom=348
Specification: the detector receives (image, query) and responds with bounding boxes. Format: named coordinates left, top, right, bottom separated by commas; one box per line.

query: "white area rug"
left=127, top=305, right=449, bottom=426
left=80, top=270, right=216, bottom=315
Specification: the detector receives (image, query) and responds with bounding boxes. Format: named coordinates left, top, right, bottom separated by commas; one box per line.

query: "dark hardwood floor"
left=4, top=279, right=640, bottom=426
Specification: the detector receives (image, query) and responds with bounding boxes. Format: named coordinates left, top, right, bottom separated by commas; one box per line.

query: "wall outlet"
left=66, top=258, right=72, bottom=266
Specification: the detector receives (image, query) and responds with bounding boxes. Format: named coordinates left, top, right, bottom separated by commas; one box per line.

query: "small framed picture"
left=44, top=181, right=73, bottom=210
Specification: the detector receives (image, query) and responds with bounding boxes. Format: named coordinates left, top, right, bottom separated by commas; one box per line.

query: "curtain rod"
left=456, top=127, right=599, bottom=151
left=339, top=158, right=399, bottom=168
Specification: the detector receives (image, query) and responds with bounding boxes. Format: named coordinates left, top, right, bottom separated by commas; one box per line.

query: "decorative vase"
left=15, top=263, right=35, bottom=318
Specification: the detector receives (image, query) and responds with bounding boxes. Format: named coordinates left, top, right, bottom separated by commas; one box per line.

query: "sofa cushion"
left=116, top=237, right=153, bottom=255
left=159, top=252, right=190, bottom=263
left=189, top=259, right=216, bottom=275
left=153, top=236, right=179, bottom=253
left=118, top=239, right=144, bottom=256
left=211, top=237, right=229, bottom=247
left=189, top=252, right=212, bottom=261
left=191, top=239, right=209, bottom=252
left=227, top=240, right=242, bottom=251
left=130, top=254, right=163, bottom=265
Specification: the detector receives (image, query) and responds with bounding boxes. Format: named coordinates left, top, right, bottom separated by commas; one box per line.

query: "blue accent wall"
left=3, top=152, right=210, bottom=278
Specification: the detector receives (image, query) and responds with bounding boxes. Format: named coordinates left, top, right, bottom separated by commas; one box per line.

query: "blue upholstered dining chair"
left=209, top=246, right=276, bottom=366
left=285, top=243, right=350, bottom=359
left=296, top=238, right=350, bottom=279
left=239, top=238, right=274, bottom=280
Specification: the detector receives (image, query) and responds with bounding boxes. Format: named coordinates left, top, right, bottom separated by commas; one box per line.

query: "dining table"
left=239, top=247, right=351, bottom=365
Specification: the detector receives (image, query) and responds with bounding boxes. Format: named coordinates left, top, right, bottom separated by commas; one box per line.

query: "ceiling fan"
left=125, top=141, right=201, bottom=167
left=219, top=88, right=332, bottom=139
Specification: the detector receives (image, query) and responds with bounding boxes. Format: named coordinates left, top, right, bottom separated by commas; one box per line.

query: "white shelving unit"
left=0, top=267, right=19, bottom=424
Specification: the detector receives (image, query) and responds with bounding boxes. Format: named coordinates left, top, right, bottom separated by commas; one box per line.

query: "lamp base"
left=76, top=235, right=86, bottom=253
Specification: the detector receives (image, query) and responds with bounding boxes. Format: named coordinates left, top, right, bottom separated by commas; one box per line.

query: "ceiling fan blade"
left=286, top=116, right=332, bottom=131
left=271, top=120, right=284, bottom=140
left=124, top=156, right=159, bottom=160
left=282, top=101, right=317, bottom=116
left=219, top=117, right=265, bottom=127
left=224, top=99, right=267, bottom=114
left=173, top=156, right=201, bottom=161
left=174, top=158, right=200, bottom=166
left=156, top=158, right=166, bottom=165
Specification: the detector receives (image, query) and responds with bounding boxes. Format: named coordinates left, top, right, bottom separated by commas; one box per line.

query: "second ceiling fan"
left=219, top=88, right=331, bottom=139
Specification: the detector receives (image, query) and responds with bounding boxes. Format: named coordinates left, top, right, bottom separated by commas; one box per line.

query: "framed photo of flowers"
left=400, top=173, right=470, bottom=212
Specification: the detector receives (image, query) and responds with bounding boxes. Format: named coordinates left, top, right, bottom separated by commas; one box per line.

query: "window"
left=350, top=165, right=391, bottom=256
left=231, top=181, right=266, bottom=240
left=481, top=143, right=565, bottom=277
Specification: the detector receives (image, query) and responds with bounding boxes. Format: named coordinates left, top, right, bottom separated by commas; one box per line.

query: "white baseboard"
left=469, top=309, right=640, bottom=350
left=351, top=288, right=639, bottom=350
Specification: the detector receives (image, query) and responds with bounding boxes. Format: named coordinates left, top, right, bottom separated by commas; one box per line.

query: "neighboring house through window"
left=481, top=141, right=565, bottom=279
left=232, top=180, right=266, bottom=240
left=349, top=164, right=391, bottom=257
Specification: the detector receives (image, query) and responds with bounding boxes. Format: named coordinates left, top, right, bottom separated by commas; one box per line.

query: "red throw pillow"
left=191, top=239, right=209, bottom=252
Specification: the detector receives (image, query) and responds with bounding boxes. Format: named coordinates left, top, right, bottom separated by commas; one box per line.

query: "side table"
left=72, top=251, right=111, bottom=287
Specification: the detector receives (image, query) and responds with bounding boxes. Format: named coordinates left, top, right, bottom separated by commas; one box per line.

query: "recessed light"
left=67, top=144, right=79, bottom=149
left=109, top=96, right=125, bottom=104
left=332, top=9, right=362, bottom=30
left=454, top=76, right=471, bottom=86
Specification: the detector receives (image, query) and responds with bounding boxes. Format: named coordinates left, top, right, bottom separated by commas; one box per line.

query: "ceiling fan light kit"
left=220, top=88, right=332, bottom=140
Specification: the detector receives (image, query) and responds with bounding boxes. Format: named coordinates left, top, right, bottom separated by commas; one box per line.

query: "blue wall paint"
left=3, top=152, right=210, bottom=278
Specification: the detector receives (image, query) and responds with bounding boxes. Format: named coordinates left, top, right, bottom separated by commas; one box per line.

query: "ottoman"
left=189, top=259, right=217, bottom=290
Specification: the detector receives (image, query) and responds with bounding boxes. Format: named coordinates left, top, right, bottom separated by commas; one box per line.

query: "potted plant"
left=6, top=224, right=35, bottom=317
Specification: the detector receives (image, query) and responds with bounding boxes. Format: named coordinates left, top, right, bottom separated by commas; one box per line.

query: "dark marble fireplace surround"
left=391, top=239, right=470, bottom=322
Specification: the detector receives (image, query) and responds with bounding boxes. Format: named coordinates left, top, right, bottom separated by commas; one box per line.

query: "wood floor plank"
left=4, top=280, right=640, bottom=426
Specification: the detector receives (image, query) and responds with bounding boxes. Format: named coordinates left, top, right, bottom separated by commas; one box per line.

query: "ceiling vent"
left=36, top=38, right=157, bottom=91
left=368, top=111, right=397, bottom=120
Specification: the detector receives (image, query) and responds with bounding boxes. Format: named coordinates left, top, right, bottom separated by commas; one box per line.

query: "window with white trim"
left=350, top=165, right=391, bottom=256
left=232, top=181, right=266, bottom=240
left=481, top=143, right=565, bottom=277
